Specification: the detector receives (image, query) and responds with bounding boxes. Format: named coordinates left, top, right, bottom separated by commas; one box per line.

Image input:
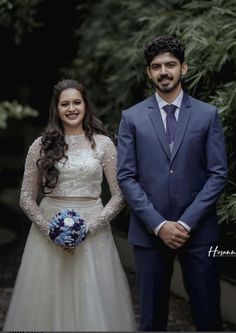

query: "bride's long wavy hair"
left=37, top=79, right=109, bottom=194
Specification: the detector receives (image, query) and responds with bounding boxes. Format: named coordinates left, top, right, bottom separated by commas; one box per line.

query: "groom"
left=117, top=35, right=227, bottom=331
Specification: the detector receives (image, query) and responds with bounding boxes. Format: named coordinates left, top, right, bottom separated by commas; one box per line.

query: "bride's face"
left=58, top=88, right=86, bottom=135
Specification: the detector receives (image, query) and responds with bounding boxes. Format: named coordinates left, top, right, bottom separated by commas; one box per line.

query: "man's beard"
left=152, top=75, right=181, bottom=93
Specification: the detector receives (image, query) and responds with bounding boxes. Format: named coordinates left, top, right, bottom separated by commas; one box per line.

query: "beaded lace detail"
left=19, top=134, right=125, bottom=235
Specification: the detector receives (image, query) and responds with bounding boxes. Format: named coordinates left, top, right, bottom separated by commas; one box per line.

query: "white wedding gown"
left=4, top=134, right=136, bottom=331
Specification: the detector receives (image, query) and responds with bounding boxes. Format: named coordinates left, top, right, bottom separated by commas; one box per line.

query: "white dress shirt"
left=153, top=90, right=191, bottom=235
left=155, top=90, right=183, bottom=129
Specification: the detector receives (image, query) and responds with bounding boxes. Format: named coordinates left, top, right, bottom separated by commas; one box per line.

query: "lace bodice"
left=20, top=134, right=125, bottom=235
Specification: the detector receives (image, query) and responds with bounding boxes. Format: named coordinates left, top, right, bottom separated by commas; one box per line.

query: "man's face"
left=146, top=52, right=188, bottom=94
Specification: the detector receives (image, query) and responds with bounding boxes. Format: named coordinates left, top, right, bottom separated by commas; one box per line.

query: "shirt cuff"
left=154, top=221, right=167, bottom=236
left=177, top=220, right=191, bottom=232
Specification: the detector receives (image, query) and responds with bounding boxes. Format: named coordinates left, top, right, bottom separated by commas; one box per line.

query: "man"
left=117, top=35, right=227, bottom=331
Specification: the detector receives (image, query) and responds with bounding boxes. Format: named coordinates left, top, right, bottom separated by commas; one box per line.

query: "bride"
left=4, top=79, right=136, bottom=331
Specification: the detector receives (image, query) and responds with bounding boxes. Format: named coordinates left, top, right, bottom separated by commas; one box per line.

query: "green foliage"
left=0, top=1, right=41, bottom=127
left=0, top=0, right=45, bottom=44
left=63, top=0, right=149, bottom=131
left=0, top=101, right=38, bottom=129
left=218, top=192, right=236, bottom=225
left=64, top=0, right=236, bottom=125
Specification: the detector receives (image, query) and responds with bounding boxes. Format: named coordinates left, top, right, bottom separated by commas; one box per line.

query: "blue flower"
left=48, top=209, right=87, bottom=247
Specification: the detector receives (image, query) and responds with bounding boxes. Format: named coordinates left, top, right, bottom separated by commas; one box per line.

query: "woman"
left=4, top=79, right=136, bottom=331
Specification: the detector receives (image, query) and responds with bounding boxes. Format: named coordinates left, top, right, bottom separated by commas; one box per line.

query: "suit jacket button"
left=170, top=169, right=174, bottom=174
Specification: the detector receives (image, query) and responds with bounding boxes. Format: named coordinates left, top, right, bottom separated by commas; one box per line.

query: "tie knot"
left=163, top=104, right=176, bottom=115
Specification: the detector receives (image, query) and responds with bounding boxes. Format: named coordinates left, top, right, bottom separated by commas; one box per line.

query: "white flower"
left=64, top=217, right=75, bottom=227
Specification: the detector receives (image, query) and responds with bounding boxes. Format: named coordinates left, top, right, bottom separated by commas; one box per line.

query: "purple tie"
left=163, top=104, right=177, bottom=144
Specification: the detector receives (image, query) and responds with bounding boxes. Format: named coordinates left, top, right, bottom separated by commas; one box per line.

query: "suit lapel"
left=171, top=93, right=191, bottom=162
left=148, top=95, right=171, bottom=160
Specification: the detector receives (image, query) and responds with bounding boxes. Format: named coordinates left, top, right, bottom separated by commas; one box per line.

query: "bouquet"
left=48, top=209, right=87, bottom=247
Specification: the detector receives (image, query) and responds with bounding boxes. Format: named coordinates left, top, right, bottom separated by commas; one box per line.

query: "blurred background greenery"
left=0, top=0, right=235, bottom=285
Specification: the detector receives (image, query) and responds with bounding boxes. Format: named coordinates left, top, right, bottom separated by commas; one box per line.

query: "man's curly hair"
left=144, top=35, right=185, bottom=66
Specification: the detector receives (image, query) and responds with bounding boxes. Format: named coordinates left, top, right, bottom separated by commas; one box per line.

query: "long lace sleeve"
left=19, top=137, right=48, bottom=235
left=89, top=137, right=125, bottom=233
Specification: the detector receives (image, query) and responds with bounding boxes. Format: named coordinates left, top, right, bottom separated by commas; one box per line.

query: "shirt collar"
left=155, top=89, right=184, bottom=109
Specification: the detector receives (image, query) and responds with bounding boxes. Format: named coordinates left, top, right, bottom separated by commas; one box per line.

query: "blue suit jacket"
left=117, top=93, right=227, bottom=247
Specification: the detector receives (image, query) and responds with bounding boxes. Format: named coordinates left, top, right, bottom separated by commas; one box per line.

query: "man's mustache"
left=158, top=75, right=173, bottom=82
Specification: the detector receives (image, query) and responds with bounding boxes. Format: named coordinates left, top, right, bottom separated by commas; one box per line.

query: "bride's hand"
left=62, top=245, right=75, bottom=254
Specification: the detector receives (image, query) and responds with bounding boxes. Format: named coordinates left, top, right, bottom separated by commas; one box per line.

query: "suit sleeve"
left=180, top=109, right=227, bottom=229
left=117, top=111, right=165, bottom=231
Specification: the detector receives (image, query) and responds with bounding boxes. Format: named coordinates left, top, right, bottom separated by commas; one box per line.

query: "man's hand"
left=158, top=221, right=190, bottom=249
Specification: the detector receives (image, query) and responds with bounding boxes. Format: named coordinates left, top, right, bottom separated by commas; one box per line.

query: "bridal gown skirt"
left=4, top=197, right=136, bottom=331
